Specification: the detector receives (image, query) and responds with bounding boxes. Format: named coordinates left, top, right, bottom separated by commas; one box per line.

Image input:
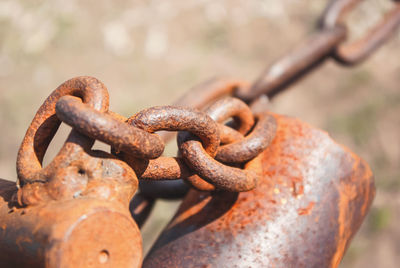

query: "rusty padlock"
left=143, top=112, right=375, bottom=267
left=0, top=77, right=142, bottom=268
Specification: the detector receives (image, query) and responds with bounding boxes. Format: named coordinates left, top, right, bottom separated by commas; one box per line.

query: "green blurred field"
left=1, top=0, right=399, bottom=266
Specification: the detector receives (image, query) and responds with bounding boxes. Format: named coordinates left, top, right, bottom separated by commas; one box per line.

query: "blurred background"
left=0, top=0, right=399, bottom=267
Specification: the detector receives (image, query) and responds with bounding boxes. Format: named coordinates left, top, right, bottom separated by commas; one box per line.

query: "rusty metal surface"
left=124, top=104, right=261, bottom=191
left=179, top=137, right=262, bottom=192
left=215, top=112, right=277, bottom=164
left=4, top=72, right=376, bottom=267
left=56, top=94, right=270, bottom=193
left=6, top=77, right=272, bottom=268
left=4, top=76, right=143, bottom=267
left=56, top=95, right=164, bottom=159
left=143, top=114, right=375, bottom=268
left=2, top=0, right=398, bottom=266
left=0, top=179, right=142, bottom=268
left=218, top=124, right=244, bottom=144
left=16, top=76, right=109, bottom=186
left=16, top=77, right=138, bottom=207
left=205, top=97, right=254, bottom=135
left=138, top=79, right=249, bottom=199
left=18, top=147, right=139, bottom=207
left=129, top=106, right=220, bottom=156
left=204, top=97, right=277, bottom=164
left=234, top=0, right=400, bottom=101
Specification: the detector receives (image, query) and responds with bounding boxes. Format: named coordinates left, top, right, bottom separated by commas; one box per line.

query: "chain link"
left=321, top=0, right=400, bottom=65
left=235, top=0, right=400, bottom=101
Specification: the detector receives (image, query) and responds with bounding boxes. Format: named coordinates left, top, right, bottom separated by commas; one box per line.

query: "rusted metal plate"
left=143, top=113, right=375, bottom=268
left=0, top=179, right=142, bottom=268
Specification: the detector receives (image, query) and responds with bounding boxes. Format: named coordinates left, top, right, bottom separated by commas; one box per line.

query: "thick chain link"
left=235, top=0, right=400, bottom=101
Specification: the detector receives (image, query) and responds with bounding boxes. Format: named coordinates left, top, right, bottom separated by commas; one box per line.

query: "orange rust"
left=330, top=155, right=375, bottom=267
left=0, top=0, right=395, bottom=262
left=298, top=201, right=315, bottom=216
left=0, top=181, right=143, bottom=268
left=144, top=113, right=375, bottom=267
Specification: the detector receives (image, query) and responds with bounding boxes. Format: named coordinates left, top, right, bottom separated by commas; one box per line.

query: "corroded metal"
left=128, top=106, right=221, bottom=156
left=321, top=0, right=400, bottom=65
left=17, top=76, right=109, bottom=186
left=179, top=97, right=277, bottom=192
left=137, top=79, right=249, bottom=199
left=0, top=179, right=142, bottom=268
left=179, top=137, right=263, bottom=192
left=58, top=97, right=269, bottom=193
left=215, top=112, right=277, bottom=164
left=2, top=0, right=397, bottom=266
left=2, top=131, right=142, bottom=267
left=143, top=114, right=375, bottom=268
left=3, top=77, right=142, bottom=267
left=204, top=97, right=275, bottom=164
left=235, top=0, right=400, bottom=101
left=56, top=95, right=164, bottom=159
left=205, top=97, right=255, bottom=135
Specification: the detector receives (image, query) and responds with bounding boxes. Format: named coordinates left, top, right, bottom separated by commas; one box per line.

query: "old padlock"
left=0, top=77, right=142, bottom=268
left=143, top=112, right=375, bottom=267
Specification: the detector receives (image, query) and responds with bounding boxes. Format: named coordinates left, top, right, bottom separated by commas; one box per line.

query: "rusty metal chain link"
left=320, top=0, right=400, bottom=64
left=15, top=0, right=400, bottom=202
left=234, top=0, right=400, bottom=101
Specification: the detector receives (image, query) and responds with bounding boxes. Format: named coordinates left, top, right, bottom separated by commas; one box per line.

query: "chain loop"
left=128, top=106, right=220, bottom=156
left=203, top=97, right=277, bottom=164
left=205, top=97, right=254, bottom=135
left=17, top=76, right=109, bottom=185
left=178, top=136, right=260, bottom=192
left=215, top=112, right=277, bottom=164
left=56, top=95, right=164, bottom=159
left=321, top=0, right=400, bottom=65
left=234, top=0, right=400, bottom=102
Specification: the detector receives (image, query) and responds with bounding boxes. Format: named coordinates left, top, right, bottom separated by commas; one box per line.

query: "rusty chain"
left=56, top=91, right=276, bottom=193
left=235, top=0, right=400, bottom=101
left=16, top=0, right=400, bottom=204
left=17, top=75, right=276, bottom=202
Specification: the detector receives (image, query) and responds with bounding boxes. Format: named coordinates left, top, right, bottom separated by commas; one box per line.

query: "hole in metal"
left=98, top=249, right=109, bottom=264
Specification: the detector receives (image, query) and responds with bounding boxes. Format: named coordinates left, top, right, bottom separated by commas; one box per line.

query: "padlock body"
left=144, top=113, right=375, bottom=268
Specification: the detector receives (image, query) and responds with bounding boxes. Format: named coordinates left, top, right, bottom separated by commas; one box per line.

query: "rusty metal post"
left=143, top=113, right=375, bottom=268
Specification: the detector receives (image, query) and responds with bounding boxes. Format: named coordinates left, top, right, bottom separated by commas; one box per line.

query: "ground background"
left=0, top=0, right=399, bottom=267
